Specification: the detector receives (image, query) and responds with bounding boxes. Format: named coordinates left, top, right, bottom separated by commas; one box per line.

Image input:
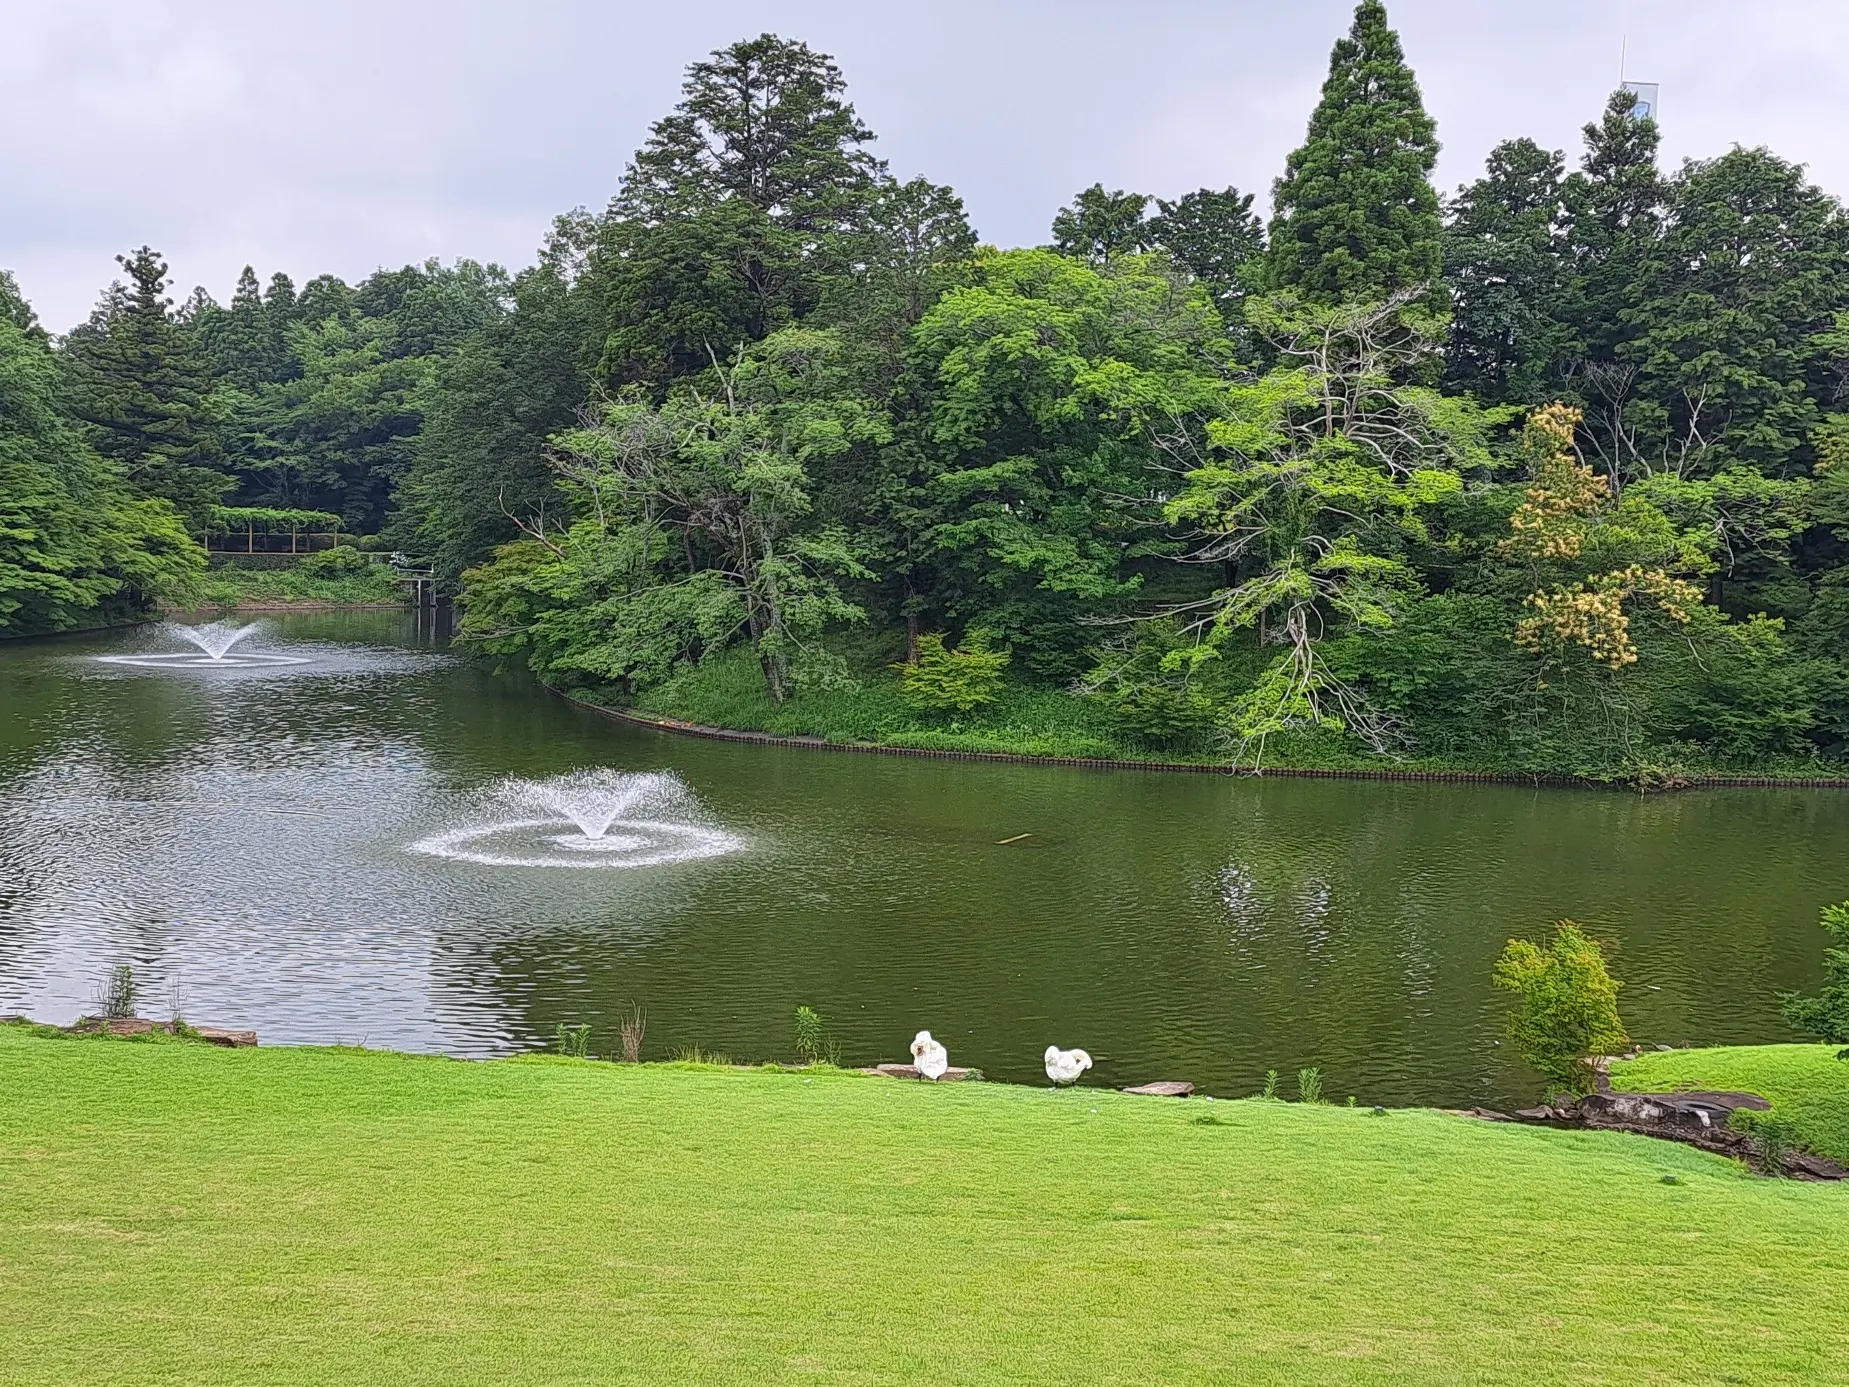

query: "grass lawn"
left=2, top=1028, right=1846, bottom=1386
left=191, top=561, right=403, bottom=608
left=1613, top=1043, right=1849, bottom=1165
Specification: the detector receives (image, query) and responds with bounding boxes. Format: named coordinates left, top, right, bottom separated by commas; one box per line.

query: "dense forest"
left=7, top=1, right=1849, bottom=778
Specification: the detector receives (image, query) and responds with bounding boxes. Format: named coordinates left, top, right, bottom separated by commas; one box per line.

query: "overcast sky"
left=5, top=0, right=1848, bottom=333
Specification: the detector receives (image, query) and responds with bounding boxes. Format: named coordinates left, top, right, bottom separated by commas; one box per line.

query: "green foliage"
left=0, top=315, right=201, bottom=633
left=62, top=247, right=230, bottom=530
left=192, top=561, right=401, bottom=608
left=792, top=1006, right=840, bottom=1066
left=208, top=506, right=343, bottom=534
left=552, top=1023, right=592, bottom=1059
left=912, top=247, right=1226, bottom=674
left=1781, top=902, right=1849, bottom=1055
left=1148, top=187, right=1267, bottom=314
left=1730, top=1108, right=1803, bottom=1176
left=1049, top=185, right=1151, bottom=262
left=1268, top=1, right=1443, bottom=307
left=1493, top=922, right=1628, bottom=1096
left=1165, top=294, right=1499, bottom=762
left=298, top=544, right=370, bottom=577
left=96, top=965, right=136, bottom=1020
left=898, top=631, right=1009, bottom=713
left=1443, top=138, right=1570, bottom=403
left=1296, top=1067, right=1325, bottom=1104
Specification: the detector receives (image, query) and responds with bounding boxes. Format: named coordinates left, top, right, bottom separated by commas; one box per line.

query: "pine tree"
left=1, top=268, right=42, bottom=338
left=1267, top=0, right=1443, bottom=307
left=1630, top=147, right=1847, bottom=475
left=63, top=247, right=230, bottom=530
left=1049, top=185, right=1152, bottom=262
left=615, top=33, right=882, bottom=231
left=1148, top=186, right=1267, bottom=314
left=600, top=34, right=888, bottom=386
left=1560, top=89, right=1668, bottom=476
left=1443, top=138, right=1571, bottom=403
left=1563, top=89, right=1666, bottom=366
left=2, top=313, right=200, bottom=632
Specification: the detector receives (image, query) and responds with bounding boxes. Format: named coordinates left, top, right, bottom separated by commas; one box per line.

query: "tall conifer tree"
left=1267, top=0, right=1442, bottom=307
left=63, top=247, right=229, bottom=529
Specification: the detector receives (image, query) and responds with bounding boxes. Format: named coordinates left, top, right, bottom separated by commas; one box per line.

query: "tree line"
left=6, top=2, right=1849, bottom=775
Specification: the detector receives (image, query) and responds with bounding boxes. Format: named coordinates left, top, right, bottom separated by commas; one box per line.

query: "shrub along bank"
left=2, top=1024, right=1846, bottom=1387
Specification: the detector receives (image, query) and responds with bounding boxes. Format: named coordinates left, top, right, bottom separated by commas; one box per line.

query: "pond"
left=2, top=611, right=1844, bottom=1108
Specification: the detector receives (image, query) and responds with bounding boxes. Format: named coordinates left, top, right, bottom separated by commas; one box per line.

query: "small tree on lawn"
left=1781, top=901, right=1849, bottom=1058
left=1493, top=921, right=1628, bottom=1096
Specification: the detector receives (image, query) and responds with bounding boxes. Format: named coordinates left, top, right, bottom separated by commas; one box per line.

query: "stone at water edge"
left=66, top=1016, right=257, bottom=1047
left=868, top=1063, right=974, bottom=1082
left=1121, top=1081, right=1195, bottom=1097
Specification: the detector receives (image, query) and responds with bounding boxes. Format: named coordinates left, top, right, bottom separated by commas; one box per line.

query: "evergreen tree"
left=616, top=33, right=881, bottom=230
left=1, top=268, right=43, bottom=338
left=396, top=221, right=601, bottom=580
left=1147, top=186, right=1267, bottom=314
left=1048, top=184, right=1152, bottom=262
left=296, top=274, right=354, bottom=325
left=1629, top=147, right=1848, bottom=476
left=1443, top=138, right=1571, bottom=403
left=205, top=265, right=282, bottom=389
left=1267, top=0, right=1443, bottom=306
left=600, top=34, right=885, bottom=387
left=62, top=247, right=230, bottom=530
left=1, top=313, right=200, bottom=632
left=1559, top=89, right=1667, bottom=472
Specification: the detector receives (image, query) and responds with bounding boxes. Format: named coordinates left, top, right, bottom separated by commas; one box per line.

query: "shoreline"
left=555, top=687, right=1849, bottom=792
left=164, top=601, right=410, bottom=613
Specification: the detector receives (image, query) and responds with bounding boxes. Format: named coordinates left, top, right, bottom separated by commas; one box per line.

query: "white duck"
left=1044, top=1045, right=1093, bottom=1087
left=910, top=1030, right=950, bottom=1081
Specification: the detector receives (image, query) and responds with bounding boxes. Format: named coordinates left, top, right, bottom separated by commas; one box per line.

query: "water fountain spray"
left=409, top=768, right=744, bottom=870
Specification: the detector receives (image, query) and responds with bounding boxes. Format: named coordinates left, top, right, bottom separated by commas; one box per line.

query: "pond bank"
left=3, top=1025, right=1844, bottom=1386
left=561, top=688, right=1849, bottom=792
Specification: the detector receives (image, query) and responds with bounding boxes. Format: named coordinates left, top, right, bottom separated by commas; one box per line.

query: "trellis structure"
left=206, top=507, right=346, bottom=555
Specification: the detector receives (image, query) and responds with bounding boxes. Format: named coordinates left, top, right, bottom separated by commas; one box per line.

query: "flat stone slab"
left=69, top=1016, right=257, bottom=1047
left=866, top=1063, right=973, bottom=1082
left=1581, top=1090, right=1768, bottom=1135
left=1121, top=1081, right=1195, bottom=1097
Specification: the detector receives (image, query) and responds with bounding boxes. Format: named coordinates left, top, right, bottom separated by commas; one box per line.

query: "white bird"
left=910, top=1030, right=950, bottom=1081
left=1044, top=1045, right=1092, bottom=1087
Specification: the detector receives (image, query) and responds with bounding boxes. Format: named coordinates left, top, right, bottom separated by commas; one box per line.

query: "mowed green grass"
left=3, top=1030, right=1846, bottom=1386
left=1614, top=1043, right=1849, bottom=1165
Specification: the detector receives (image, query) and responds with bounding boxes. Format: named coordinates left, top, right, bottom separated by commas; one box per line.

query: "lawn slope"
left=1614, top=1043, right=1849, bottom=1165
left=2, top=1029, right=1846, bottom=1386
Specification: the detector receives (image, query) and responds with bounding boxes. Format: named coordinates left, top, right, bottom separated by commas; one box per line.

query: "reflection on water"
left=2, top=611, right=1846, bottom=1107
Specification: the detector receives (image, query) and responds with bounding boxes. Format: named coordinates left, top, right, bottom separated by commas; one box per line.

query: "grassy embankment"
left=188, top=561, right=404, bottom=609
left=617, top=643, right=1847, bottom=781
left=3, top=1024, right=1847, bottom=1386
left=1614, top=1043, right=1849, bottom=1164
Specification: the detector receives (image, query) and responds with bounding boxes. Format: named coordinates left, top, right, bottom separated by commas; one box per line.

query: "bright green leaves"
left=1494, top=921, right=1628, bottom=1096
left=1164, top=296, right=1493, bottom=760
left=911, top=249, right=1224, bottom=671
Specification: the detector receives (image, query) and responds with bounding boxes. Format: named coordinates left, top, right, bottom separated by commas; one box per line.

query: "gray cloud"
left=5, top=0, right=1847, bottom=331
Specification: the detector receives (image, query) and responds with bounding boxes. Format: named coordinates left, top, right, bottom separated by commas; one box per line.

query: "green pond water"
left=1, top=610, right=1844, bottom=1107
